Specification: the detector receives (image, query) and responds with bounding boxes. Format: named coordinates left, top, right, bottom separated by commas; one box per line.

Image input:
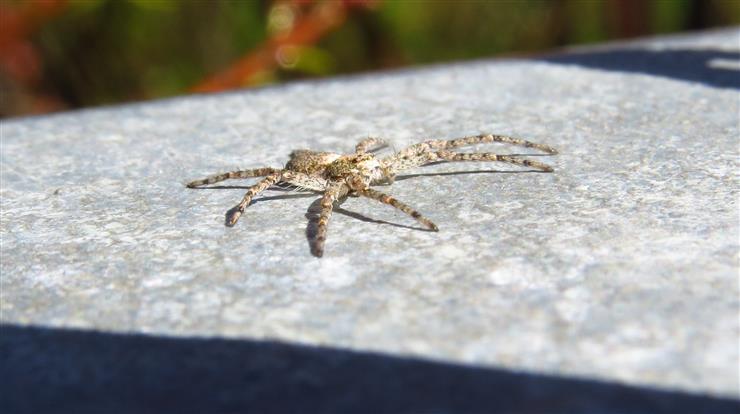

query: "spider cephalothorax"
left=187, top=134, right=557, bottom=257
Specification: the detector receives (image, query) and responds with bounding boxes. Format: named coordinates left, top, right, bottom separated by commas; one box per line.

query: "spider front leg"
left=186, top=167, right=280, bottom=188
left=225, top=171, right=282, bottom=226
left=355, top=137, right=389, bottom=154
left=313, top=182, right=346, bottom=257
left=423, top=134, right=558, bottom=154
left=357, top=188, right=439, bottom=231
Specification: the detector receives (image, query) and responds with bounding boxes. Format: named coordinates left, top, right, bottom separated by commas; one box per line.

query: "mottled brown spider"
left=187, top=134, right=557, bottom=257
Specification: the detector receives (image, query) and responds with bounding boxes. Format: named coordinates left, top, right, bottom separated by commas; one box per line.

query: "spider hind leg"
left=358, top=188, right=438, bottom=231
left=432, top=151, right=554, bottom=172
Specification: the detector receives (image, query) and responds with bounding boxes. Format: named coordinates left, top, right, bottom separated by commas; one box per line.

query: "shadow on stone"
left=539, top=49, right=740, bottom=90
left=251, top=193, right=316, bottom=204
left=334, top=206, right=434, bottom=232
left=305, top=197, right=323, bottom=257
left=1, top=324, right=737, bottom=414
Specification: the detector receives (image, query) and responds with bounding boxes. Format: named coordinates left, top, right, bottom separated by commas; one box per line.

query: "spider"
left=187, top=134, right=557, bottom=257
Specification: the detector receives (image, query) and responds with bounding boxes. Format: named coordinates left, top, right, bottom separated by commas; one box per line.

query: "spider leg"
left=427, top=133, right=558, bottom=154
left=313, top=182, right=346, bottom=257
left=225, top=172, right=282, bottom=226
left=355, top=137, right=389, bottom=154
left=357, top=188, right=438, bottom=231
left=430, top=151, right=554, bottom=172
left=383, top=134, right=557, bottom=174
left=186, top=167, right=280, bottom=188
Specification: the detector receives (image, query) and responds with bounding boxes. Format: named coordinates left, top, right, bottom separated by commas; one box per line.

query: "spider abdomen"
left=284, top=150, right=340, bottom=175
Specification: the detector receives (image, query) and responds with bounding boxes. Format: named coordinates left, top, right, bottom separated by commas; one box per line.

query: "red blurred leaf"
left=192, top=1, right=359, bottom=93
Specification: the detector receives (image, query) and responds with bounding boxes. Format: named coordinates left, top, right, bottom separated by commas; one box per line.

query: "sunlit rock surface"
left=2, top=28, right=738, bottom=411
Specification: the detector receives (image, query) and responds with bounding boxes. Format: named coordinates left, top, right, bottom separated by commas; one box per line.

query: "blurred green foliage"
left=3, top=0, right=739, bottom=116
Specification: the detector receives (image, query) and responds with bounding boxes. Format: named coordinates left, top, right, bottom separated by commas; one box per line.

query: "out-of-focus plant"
left=0, top=0, right=68, bottom=115
left=1, top=0, right=738, bottom=118
left=192, top=0, right=377, bottom=92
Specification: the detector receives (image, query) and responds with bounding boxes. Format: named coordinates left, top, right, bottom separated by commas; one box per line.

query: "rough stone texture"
left=1, top=28, right=739, bottom=407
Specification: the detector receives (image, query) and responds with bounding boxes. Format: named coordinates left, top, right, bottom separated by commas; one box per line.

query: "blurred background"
left=1, top=0, right=738, bottom=118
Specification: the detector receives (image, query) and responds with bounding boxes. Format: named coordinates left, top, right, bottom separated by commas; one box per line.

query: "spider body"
left=187, top=134, right=557, bottom=257
left=285, top=151, right=385, bottom=190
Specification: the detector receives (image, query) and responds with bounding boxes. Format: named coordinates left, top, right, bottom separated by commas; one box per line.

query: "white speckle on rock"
left=296, top=257, right=356, bottom=289
left=555, top=286, right=591, bottom=323
left=488, top=257, right=543, bottom=286
left=435, top=244, right=466, bottom=260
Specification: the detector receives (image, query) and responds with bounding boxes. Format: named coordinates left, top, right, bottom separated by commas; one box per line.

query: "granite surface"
left=1, top=28, right=738, bottom=407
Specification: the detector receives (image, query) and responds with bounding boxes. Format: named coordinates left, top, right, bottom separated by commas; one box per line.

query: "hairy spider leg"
left=187, top=167, right=280, bottom=188
left=428, top=133, right=558, bottom=154
left=383, top=133, right=557, bottom=173
left=357, top=188, right=439, bottom=231
left=226, top=172, right=282, bottom=226
left=355, top=137, right=390, bottom=154
left=429, top=151, right=554, bottom=172
left=313, top=182, right=346, bottom=257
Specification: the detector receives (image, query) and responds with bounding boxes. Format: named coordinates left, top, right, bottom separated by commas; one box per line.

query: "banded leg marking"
left=355, top=137, right=389, bottom=154
left=383, top=134, right=557, bottom=173
left=358, top=188, right=438, bottom=231
left=187, top=167, right=280, bottom=188
left=431, top=151, right=554, bottom=172
left=225, top=172, right=282, bottom=226
left=313, top=183, right=345, bottom=257
left=429, top=134, right=558, bottom=154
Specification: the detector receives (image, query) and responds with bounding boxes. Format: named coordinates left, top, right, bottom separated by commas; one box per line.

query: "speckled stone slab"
left=2, top=28, right=738, bottom=398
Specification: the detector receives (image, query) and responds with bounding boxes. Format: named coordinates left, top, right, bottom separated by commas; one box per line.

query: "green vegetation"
left=2, top=0, right=738, bottom=117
